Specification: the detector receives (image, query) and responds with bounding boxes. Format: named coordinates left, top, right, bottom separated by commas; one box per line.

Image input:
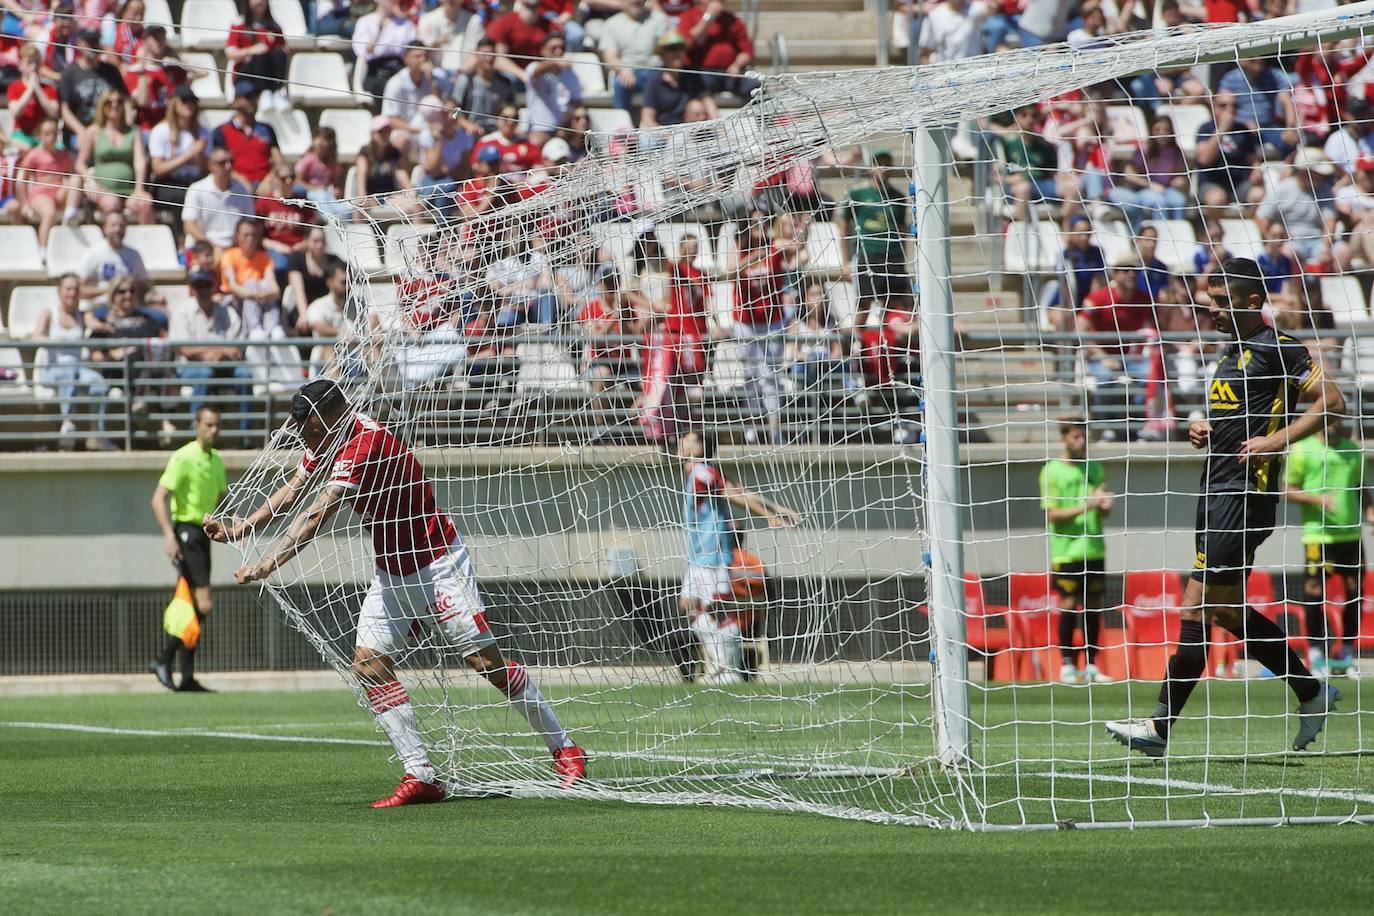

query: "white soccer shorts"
left=681, top=564, right=730, bottom=606
left=356, top=541, right=496, bottom=658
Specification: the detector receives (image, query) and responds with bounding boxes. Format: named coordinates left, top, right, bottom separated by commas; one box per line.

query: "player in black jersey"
left=1106, top=258, right=1344, bottom=756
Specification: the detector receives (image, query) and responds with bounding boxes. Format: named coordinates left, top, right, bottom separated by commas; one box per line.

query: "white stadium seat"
left=566, top=52, right=608, bottom=102
left=516, top=342, right=582, bottom=393
left=262, top=107, right=312, bottom=159
left=1092, top=220, right=1134, bottom=267
left=7, top=286, right=58, bottom=338
left=180, top=0, right=238, bottom=51
left=319, top=109, right=372, bottom=160
left=826, top=280, right=859, bottom=329
left=124, top=225, right=185, bottom=283
left=655, top=223, right=716, bottom=274
left=326, top=223, right=383, bottom=275
left=1003, top=221, right=1059, bottom=274
left=1142, top=219, right=1198, bottom=274
left=0, top=346, right=28, bottom=392
left=1320, top=275, right=1369, bottom=325
left=384, top=223, right=439, bottom=276
left=199, top=108, right=234, bottom=134
left=588, top=109, right=633, bottom=136
left=144, top=0, right=178, bottom=43
left=289, top=53, right=357, bottom=107
left=270, top=0, right=312, bottom=49
left=45, top=225, right=100, bottom=279
left=1166, top=104, right=1212, bottom=158
left=182, top=52, right=227, bottom=106
left=803, top=221, right=845, bottom=275
left=1106, top=104, right=1148, bottom=156
left=0, top=225, right=48, bottom=281
left=1219, top=218, right=1264, bottom=260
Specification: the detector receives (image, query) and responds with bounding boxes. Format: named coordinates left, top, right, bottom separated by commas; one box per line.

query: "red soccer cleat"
left=553, top=745, right=587, bottom=790
left=371, top=774, right=446, bottom=808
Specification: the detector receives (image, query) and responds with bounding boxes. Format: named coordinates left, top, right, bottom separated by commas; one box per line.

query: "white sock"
left=717, top=619, right=743, bottom=673
left=366, top=680, right=435, bottom=782
left=493, top=659, right=572, bottom=752
left=692, top=612, right=724, bottom=673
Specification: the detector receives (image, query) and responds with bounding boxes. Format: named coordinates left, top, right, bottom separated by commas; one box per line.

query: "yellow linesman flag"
left=163, top=576, right=201, bottom=649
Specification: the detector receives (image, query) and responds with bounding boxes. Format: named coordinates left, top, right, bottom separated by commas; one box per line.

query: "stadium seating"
left=180, top=0, right=238, bottom=52
left=0, top=346, right=29, bottom=392
left=1002, top=221, right=1059, bottom=274
left=183, top=51, right=227, bottom=106
left=1140, top=219, right=1197, bottom=274
left=325, top=223, right=383, bottom=275
left=125, top=226, right=186, bottom=283
left=516, top=341, right=582, bottom=392
left=1122, top=570, right=1183, bottom=682
left=587, top=108, right=633, bottom=136
left=383, top=223, right=439, bottom=276
left=825, top=280, right=858, bottom=328
left=1105, top=104, right=1147, bottom=156
left=145, top=0, right=178, bottom=44
left=200, top=108, right=234, bottom=134
left=7, top=286, right=58, bottom=338
left=803, top=221, right=845, bottom=276
left=270, top=0, right=312, bottom=50
left=1320, top=275, right=1369, bottom=325
left=566, top=52, right=609, bottom=104
left=1219, top=218, right=1264, bottom=259
left=0, top=226, right=49, bottom=283
left=655, top=223, right=717, bottom=274
left=45, top=226, right=101, bottom=280
left=289, top=53, right=357, bottom=107
left=319, top=109, right=372, bottom=160
left=262, top=108, right=313, bottom=159
left=962, top=574, right=1012, bottom=680
left=1167, top=104, right=1211, bottom=158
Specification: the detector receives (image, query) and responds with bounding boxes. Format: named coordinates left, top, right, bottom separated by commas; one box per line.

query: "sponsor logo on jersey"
left=1195, top=551, right=1207, bottom=570
left=1209, top=378, right=1240, bottom=410
left=1237, top=349, right=1252, bottom=371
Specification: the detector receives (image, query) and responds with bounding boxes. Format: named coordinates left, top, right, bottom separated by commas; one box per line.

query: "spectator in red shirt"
left=487, top=0, right=552, bottom=83
left=726, top=213, right=792, bottom=444
left=256, top=162, right=318, bottom=277
left=1077, top=257, right=1159, bottom=434
left=15, top=118, right=75, bottom=254
left=39, top=1, right=78, bottom=82
left=471, top=102, right=540, bottom=172
left=641, top=232, right=713, bottom=442
left=212, top=82, right=281, bottom=190
left=579, top=268, right=645, bottom=397
left=7, top=45, right=59, bottom=149
left=109, top=0, right=146, bottom=59
left=124, top=26, right=186, bottom=132
left=226, top=0, right=289, bottom=112
left=676, top=0, right=759, bottom=101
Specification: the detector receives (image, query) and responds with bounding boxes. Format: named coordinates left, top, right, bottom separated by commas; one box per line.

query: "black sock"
left=1058, top=610, right=1081, bottom=667
left=180, top=645, right=196, bottom=684
left=158, top=636, right=182, bottom=668
left=1083, top=610, right=1103, bottom=666
left=1152, top=619, right=1207, bottom=740
left=1226, top=607, right=1321, bottom=704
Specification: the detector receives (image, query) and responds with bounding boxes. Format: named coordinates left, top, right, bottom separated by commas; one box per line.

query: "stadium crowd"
left=964, top=0, right=1373, bottom=439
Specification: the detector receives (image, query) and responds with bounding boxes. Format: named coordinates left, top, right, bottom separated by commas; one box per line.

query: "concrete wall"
left=0, top=442, right=1351, bottom=590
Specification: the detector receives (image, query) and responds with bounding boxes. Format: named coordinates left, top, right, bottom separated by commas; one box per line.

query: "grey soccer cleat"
left=1293, top=684, right=1340, bottom=752
left=1105, top=719, right=1168, bottom=758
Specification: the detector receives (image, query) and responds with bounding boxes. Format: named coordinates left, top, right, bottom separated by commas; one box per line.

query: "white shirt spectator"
left=80, top=241, right=148, bottom=290
left=600, top=8, right=671, bottom=70
left=352, top=12, right=418, bottom=63
left=1018, top=0, right=1075, bottom=42
left=182, top=174, right=255, bottom=249
left=524, top=62, right=581, bottom=135
left=307, top=292, right=350, bottom=334
left=382, top=67, right=437, bottom=129
left=148, top=123, right=211, bottom=183
left=169, top=295, right=242, bottom=344
left=1257, top=175, right=1330, bottom=246
left=418, top=2, right=486, bottom=72
left=918, top=1, right=989, bottom=63
left=1335, top=180, right=1374, bottom=217
left=1323, top=126, right=1374, bottom=175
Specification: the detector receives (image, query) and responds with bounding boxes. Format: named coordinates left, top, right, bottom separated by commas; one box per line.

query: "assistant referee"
left=149, top=406, right=227, bottom=692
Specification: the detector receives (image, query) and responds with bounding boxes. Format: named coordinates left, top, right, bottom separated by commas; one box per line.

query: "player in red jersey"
left=205, top=379, right=586, bottom=807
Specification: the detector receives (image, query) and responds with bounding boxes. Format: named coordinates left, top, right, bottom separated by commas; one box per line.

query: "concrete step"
left=755, top=11, right=878, bottom=42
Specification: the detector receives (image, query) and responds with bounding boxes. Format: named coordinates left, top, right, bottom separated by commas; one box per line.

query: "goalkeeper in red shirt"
left=206, top=379, right=586, bottom=806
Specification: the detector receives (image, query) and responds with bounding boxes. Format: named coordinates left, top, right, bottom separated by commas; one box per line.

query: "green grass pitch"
left=2, top=682, right=1371, bottom=914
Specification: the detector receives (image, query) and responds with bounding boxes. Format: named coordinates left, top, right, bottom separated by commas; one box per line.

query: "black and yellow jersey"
left=1204, top=324, right=1320, bottom=496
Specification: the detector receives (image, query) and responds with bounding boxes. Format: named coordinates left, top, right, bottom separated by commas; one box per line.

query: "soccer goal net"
left=220, top=3, right=1374, bottom=828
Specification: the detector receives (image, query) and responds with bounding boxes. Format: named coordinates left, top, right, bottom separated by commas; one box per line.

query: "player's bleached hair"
left=1209, top=257, right=1268, bottom=305
left=290, top=378, right=348, bottom=425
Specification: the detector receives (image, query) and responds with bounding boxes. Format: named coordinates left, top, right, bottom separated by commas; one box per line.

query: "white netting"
left=219, top=4, right=1374, bottom=828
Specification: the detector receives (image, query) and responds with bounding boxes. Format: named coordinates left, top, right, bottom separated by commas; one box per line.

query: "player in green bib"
left=1284, top=417, right=1371, bottom=677
left=1040, top=418, right=1115, bottom=684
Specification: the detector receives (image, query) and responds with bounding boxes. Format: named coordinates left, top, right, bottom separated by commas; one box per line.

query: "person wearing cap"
left=7, top=45, right=59, bottom=150
left=600, top=0, right=671, bottom=112
left=170, top=266, right=251, bottom=429
left=227, top=0, right=290, bottom=113
left=416, top=95, right=474, bottom=221
left=57, top=28, right=127, bottom=146
left=149, top=84, right=210, bottom=214
left=640, top=32, right=708, bottom=130
left=675, top=0, right=758, bottom=101
left=212, top=81, right=281, bottom=189
left=355, top=115, right=426, bottom=217
left=1256, top=147, right=1337, bottom=268
left=124, top=24, right=181, bottom=131
left=456, top=143, right=501, bottom=221
left=523, top=31, right=581, bottom=146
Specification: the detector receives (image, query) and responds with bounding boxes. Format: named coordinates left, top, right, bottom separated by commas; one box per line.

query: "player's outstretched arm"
left=234, top=483, right=348, bottom=584
left=204, top=468, right=310, bottom=543
left=1239, top=376, right=1346, bottom=468
left=722, top=480, right=803, bottom=528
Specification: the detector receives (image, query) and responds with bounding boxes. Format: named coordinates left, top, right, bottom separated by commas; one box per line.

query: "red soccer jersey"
left=1080, top=284, right=1156, bottom=352
left=733, top=245, right=786, bottom=327
left=300, top=413, right=457, bottom=576
left=675, top=7, right=753, bottom=72
left=668, top=259, right=711, bottom=337
left=6, top=80, right=57, bottom=135
left=124, top=65, right=177, bottom=131
left=227, top=18, right=287, bottom=80
left=485, top=11, right=549, bottom=62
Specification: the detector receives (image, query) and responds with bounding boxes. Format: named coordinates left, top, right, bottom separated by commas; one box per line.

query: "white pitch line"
left=1040, top=770, right=1374, bottom=805
left=0, top=721, right=389, bottom=747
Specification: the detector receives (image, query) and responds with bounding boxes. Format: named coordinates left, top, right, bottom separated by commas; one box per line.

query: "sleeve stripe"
left=1300, top=364, right=1322, bottom=393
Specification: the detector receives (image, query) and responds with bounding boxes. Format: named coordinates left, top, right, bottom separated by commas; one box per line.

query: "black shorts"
left=856, top=259, right=910, bottom=305
left=1191, top=493, right=1277, bottom=587
left=1051, top=558, right=1106, bottom=610
left=1304, top=540, right=1364, bottom=579
left=175, top=521, right=212, bottom=588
